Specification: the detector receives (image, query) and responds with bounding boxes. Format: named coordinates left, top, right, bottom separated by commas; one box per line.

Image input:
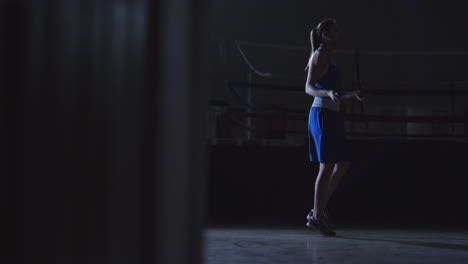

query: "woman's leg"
left=326, top=162, right=350, bottom=205
left=313, top=162, right=335, bottom=220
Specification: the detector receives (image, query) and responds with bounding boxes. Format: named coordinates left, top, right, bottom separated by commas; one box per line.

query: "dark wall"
left=209, top=0, right=468, bottom=49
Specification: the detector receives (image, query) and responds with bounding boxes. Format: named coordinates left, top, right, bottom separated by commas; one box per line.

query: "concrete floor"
left=203, top=227, right=468, bottom=264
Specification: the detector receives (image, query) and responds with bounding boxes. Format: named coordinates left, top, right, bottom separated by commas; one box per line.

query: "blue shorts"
left=308, top=107, right=350, bottom=163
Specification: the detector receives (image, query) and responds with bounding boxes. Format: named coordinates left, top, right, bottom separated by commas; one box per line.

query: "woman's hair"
left=304, top=18, right=336, bottom=71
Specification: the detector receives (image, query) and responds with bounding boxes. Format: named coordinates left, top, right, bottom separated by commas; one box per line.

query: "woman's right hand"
left=328, top=90, right=340, bottom=102
left=354, top=90, right=365, bottom=101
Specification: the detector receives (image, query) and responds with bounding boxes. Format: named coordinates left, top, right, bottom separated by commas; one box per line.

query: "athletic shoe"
left=306, top=209, right=336, bottom=230
left=306, top=215, right=336, bottom=237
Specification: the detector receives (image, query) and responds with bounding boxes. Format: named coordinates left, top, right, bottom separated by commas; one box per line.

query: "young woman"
left=304, top=18, right=364, bottom=236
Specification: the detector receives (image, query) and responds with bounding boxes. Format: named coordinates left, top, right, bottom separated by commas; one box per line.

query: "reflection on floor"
left=204, top=227, right=468, bottom=264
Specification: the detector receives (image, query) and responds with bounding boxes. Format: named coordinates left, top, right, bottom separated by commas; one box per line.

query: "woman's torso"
left=311, top=46, right=342, bottom=112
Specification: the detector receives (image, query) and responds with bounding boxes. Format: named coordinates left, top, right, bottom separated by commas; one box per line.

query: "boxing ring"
left=207, top=40, right=468, bottom=145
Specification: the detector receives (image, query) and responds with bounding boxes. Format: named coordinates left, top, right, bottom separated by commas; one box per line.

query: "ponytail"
left=304, top=18, right=336, bottom=71
left=311, top=27, right=322, bottom=53
left=304, top=28, right=322, bottom=71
